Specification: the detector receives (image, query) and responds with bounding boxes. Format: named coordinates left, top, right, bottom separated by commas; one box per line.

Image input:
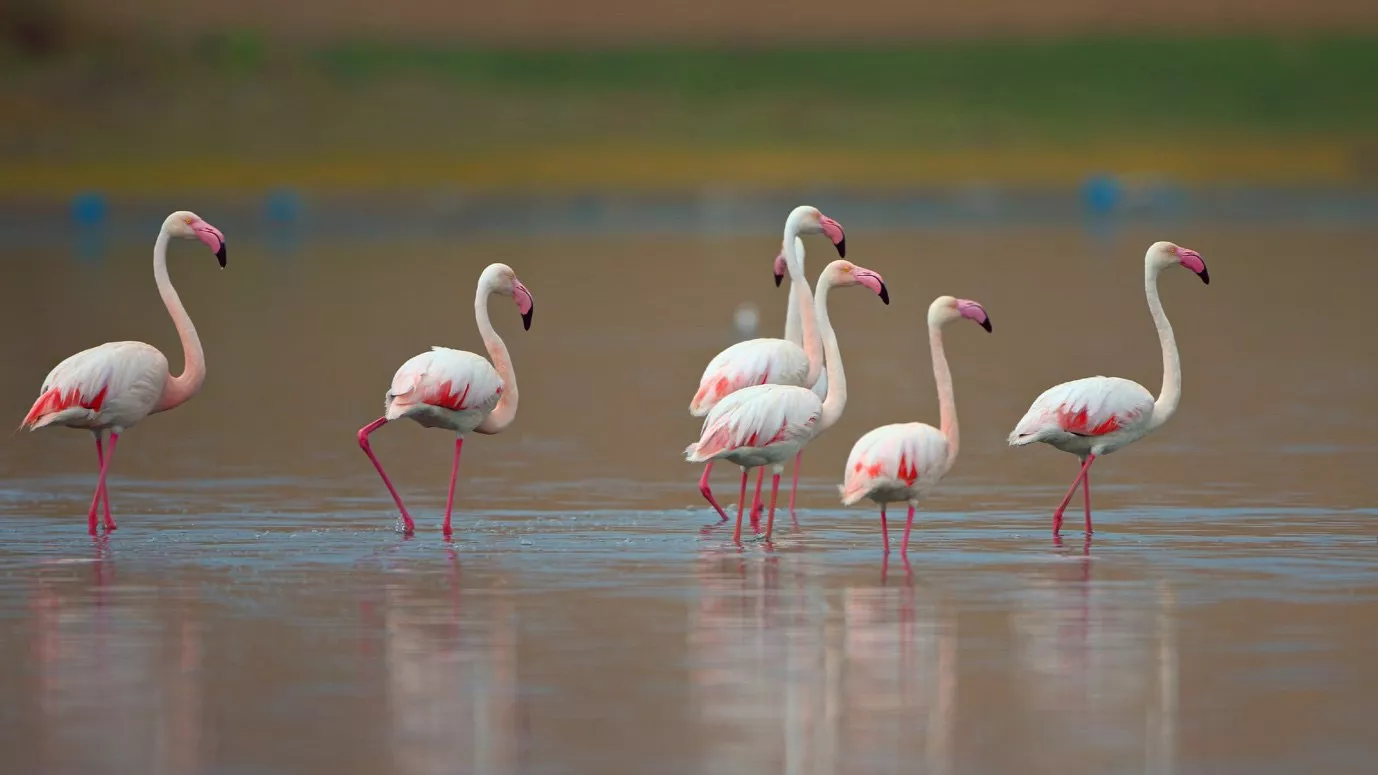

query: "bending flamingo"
left=689, top=206, right=845, bottom=522
left=1008, top=241, right=1209, bottom=536
left=686, top=259, right=889, bottom=544
left=20, top=210, right=227, bottom=535
left=357, top=263, right=534, bottom=536
left=839, top=296, right=992, bottom=554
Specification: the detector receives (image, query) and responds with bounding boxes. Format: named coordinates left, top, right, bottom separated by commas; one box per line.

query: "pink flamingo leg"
left=762, top=470, right=782, bottom=543
left=788, top=451, right=802, bottom=514
left=732, top=469, right=750, bottom=544
left=749, top=469, right=765, bottom=532
left=92, top=432, right=115, bottom=531
left=1083, top=466, right=1093, bottom=535
left=1051, top=453, right=1096, bottom=536
left=901, top=504, right=917, bottom=555
left=880, top=504, right=890, bottom=554
left=443, top=438, right=464, bottom=537
left=697, top=462, right=729, bottom=523
left=356, top=417, right=416, bottom=534
left=85, top=432, right=119, bottom=536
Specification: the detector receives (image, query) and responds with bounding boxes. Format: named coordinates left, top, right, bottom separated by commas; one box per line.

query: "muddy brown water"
left=1, top=224, right=1376, bottom=773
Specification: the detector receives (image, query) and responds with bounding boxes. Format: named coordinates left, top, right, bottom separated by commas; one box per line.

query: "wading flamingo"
left=839, top=296, right=992, bottom=554
left=20, top=210, right=227, bottom=535
left=686, top=259, right=889, bottom=543
left=1008, top=241, right=1209, bottom=536
left=357, top=263, right=534, bottom=536
left=689, top=206, right=845, bottom=522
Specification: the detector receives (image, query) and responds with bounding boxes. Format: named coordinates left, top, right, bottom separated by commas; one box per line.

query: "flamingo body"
left=839, top=423, right=948, bottom=506
left=1008, top=376, right=1155, bottom=457
left=23, top=342, right=168, bottom=432
left=386, top=347, right=504, bottom=432
left=686, top=384, right=821, bottom=468
left=689, top=339, right=810, bottom=416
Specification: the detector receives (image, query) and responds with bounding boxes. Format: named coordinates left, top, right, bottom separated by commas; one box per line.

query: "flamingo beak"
left=191, top=220, right=227, bottom=267
left=514, top=281, right=535, bottom=330
left=957, top=300, right=991, bottom=331
left=820, top=216, right=846, bottom=258
left=1178, top=249, right=1209, bottom=285
left=773, top=253, right=787, bottom=287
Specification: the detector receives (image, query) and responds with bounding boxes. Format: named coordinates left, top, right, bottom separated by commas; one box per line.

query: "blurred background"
left=3, top=4, right=1378, bottom=775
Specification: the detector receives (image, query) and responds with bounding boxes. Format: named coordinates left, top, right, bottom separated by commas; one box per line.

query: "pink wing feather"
left=685, top=384, right=820, bottom=462
left=689, top=338, right=810, bottom=416
left=22, top=342, right=167, bottom=430
left=839, top=423, right=949, bottom=505
left=1009, top=376, right=1155, bottom=445
left=386, top=347, right=503, bottom=419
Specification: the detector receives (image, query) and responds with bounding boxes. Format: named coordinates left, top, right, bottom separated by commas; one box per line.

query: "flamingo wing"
left=839, top=423, right=949, bottom=505
left=689, top=338, right=809, bottom=416
left=386, top=347, right=503, bottom=418
left=1008, top=376, right=1154, bottom=445
left=22, top=342, right=167, bottom=430
left=685, top=384, right=821, bottom=462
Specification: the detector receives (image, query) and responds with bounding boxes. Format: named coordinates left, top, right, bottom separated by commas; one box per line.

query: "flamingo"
left=686, top=259, right=889, bottom=544
left=356, top=263, right=534, bottom=536
left=1008, top=241, right=1209, bottom=536
left=20, top=210, right=227, bottom=535
left=838, top=296, right=993, bottom=554
left=688, top=205, right=844, bottom=522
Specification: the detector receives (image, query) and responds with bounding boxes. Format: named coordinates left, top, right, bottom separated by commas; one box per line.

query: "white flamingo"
left=357, top=263, right=534, bottom=536
left=686, top=259, right=889, bottom=544
left=688, top=206, right=846, bottom=521
left=1009, top=241, right=1209, bottom=536
left=20, top=210, right=227, bottom=535
left=839, top=296, right=993, bottom=554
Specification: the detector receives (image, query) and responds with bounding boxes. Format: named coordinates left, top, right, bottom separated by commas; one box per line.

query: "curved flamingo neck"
left=473, top=281, right=518, bottom=435
left=1145, top=262, right=1181, bottom=431
left=782, top=238, right=806, bottom=345
left=151, top=228, right=205, bottom=414
left=783, top=229, right=822, bottom=387
left=928, top=319, right=959, bottom=471
left=814, top=273, right=847, bottom=431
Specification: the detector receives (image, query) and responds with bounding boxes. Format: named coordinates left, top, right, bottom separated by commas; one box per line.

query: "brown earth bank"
left=52, top=0, right=1378, bottom=44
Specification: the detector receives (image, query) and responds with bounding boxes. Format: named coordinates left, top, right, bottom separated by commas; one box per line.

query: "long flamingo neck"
left=814, top=274, right=847, bottom=431
left=473, top=284, right=518, bottom=435
left=1145, top=263, right=1181, bottom=431
left=782, top=238, right=806, bottom=345
left=928, top=321, right=959, bottom=471
left=151, top=229, right=205, bottom=414
left=784, top=232, right=822, bottom=387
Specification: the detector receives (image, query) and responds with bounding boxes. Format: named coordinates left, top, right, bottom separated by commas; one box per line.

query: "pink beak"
left=956, top=299, right=993, bottom=331
left=773, top=253, right=788, bottom=287
left=819, top=216, right=846, bottom=257
left=1177, top=248, right=1209, bottom=284
left=513, top=280, right=535, bottom=330
left=191, top=219, right=227, bottom=267
left=852, top=268, right=889, bottom=304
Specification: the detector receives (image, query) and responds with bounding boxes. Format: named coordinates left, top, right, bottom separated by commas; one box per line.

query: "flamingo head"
left=481, top=263, right=535, bottom=330
left=929, top=295, right=993, bottom=332
left=785, top=206, right=846, bottom=258
left=1150, top=241, right=1209, bottom=284
left=824, top=260, right=889, bottom=305
left=165, top=210, right=226, bottom=267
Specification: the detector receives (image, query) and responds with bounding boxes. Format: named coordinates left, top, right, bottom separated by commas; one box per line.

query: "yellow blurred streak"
left=0, top=144, right=1362, bottom=196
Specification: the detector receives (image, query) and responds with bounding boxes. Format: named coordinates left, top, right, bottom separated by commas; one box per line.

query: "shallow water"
left=2, top=223, right=1377, bottom=773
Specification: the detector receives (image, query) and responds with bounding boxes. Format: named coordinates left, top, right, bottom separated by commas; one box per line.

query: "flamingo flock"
left=21, top=206, right=1210, bottom=554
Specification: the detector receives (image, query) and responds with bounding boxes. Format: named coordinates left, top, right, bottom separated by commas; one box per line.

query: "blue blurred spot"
left=70, top=192, right=108, bottom=227
left=263, top=188, right=303, bottom=224
left=1080, top=174, right=1122, bottom=217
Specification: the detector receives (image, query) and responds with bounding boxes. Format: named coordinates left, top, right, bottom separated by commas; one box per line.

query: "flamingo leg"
left=356, top=417, right=416, bottom=534
left=749, top=469, right=765, bottom=532
left=880, top=504, right=890, bottom=554
left=762, top=470, right=782, bottom=543
left=86, top=432, right=119, bottom=536
left=1083, top=466, right=1093, bottom=535
left=788, top=451, right=802, bottom=514
left=443, top=438, right=464, bottom=538
left=1051, top=453, right=1096, bottom=536
left=901, top=503, right=917, bottom=555
left=732, top=469, right=750, bottom=544
left=92, top=432, right=114, bottom=531
left=697, top=462, right=729, bottom=523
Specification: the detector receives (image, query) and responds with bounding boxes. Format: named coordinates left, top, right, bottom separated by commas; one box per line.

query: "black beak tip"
left=1198, top=268, right=1210, bottom=285
left=774, top=272, right=784, bottom=288
left=215, top=242, right=227, bottom=267
left=878, top=283, right=890, bottom=305
left=521, top=308, right=534, bottom=331
left=981, top=318, right=993, bottom=333
left=834, top=237, right=846, bottom=258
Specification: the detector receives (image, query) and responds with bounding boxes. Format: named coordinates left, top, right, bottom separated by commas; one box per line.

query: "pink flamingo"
left=357, top=263, right=533, bottom=536
left=689, top=205, right=845, bottom=523
left=686, top=259, right=889, bottom=544
left=20, top=210, right=227, bottom=535
left=1008, top=241, right=1209, bottom=536
left=839, top=296, right=992, bottom=554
